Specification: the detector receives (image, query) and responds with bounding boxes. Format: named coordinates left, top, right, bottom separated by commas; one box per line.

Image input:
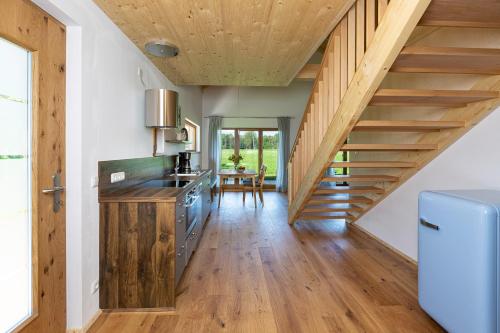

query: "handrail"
left=288, top=33, right=335, bottom=164
left=289, top=0, right=388, bottom=165
left=289, top=0, right=379, bottom=204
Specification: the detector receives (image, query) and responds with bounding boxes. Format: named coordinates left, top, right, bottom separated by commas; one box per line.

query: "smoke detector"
left=145, top=41, right=179, bottom=57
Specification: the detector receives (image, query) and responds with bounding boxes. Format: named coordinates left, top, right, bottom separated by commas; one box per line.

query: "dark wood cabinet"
left=98, top=163, right=212, bottom=310
left=99, top=201, right=176, bottom=309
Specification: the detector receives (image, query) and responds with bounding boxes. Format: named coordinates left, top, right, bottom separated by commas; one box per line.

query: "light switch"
left=90, top=176, right=99, bottom=188
left=91, top=279, right=99, bottom=295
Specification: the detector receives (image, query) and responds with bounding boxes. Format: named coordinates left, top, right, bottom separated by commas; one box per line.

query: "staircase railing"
left=288, top=0, right=432, bottom=224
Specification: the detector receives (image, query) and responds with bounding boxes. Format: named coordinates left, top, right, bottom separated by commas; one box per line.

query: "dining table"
left=218, top=169, right=257, bottom=208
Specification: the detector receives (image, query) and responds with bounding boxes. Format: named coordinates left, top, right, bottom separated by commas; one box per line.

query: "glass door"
left=1, top=3, right=67, bottom=331
left=220, top=129, right=236, bottom=184
left=0, top=37, right=34, bottom=332
left=262, top=130, right=278, bottom=184
left=220, top=129, right=236, bottom=171
left=238, top=130, right=259, bottom=173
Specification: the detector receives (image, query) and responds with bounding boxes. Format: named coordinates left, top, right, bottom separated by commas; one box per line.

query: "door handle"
left=420, top=218, right=439, bottom=230
left=42, top=186, right=65, bottom=194
left=42, top=173, right=64, bottom=212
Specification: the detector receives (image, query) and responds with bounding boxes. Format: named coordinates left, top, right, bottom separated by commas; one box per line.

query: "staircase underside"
left=289, top=0, right=500, bottom=224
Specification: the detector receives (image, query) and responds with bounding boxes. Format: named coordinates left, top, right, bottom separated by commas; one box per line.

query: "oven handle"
left=184, top=194, right=200, bottom=208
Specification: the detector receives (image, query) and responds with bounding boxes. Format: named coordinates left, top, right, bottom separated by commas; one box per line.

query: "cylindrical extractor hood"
left=145, top=89, right=178, bottom=128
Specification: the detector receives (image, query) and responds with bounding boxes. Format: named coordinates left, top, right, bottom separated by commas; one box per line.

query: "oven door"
left=185, top=189, right=202, bottom=234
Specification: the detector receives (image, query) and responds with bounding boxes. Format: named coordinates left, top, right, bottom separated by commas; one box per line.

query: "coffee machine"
left=178, top=152, right=191, bottom=173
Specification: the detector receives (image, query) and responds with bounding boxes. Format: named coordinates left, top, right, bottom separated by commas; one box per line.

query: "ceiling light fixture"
left=145, top=41, right=179, bottom=58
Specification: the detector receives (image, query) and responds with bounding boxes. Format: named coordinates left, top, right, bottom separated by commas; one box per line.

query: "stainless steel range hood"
left=145, top=89, right=178, bottom=128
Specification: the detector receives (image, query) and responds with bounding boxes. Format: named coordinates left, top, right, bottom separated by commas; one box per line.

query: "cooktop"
left=141, top=179, right=192, bottom=188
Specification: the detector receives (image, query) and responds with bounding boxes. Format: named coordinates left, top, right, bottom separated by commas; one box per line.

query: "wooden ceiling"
left=93, top=0, right=354, bottom=86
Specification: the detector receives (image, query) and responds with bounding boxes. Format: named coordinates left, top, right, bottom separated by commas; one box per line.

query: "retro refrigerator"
left=418, top=190, right=500, bottom=333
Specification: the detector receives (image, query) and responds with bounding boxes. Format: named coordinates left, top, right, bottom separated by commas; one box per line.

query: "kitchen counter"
left=99, top=169, right=211, bottom=203
left=98, top=159, right=212, bottom=310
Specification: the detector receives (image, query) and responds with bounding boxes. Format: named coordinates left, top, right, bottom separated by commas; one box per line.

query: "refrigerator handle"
left=420, top=218, right=440, bottom=231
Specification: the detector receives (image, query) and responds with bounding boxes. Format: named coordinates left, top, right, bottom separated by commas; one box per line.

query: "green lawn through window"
left=221, top=149, right=346, bottom=177
left=221, top=149, right=277, bottom=178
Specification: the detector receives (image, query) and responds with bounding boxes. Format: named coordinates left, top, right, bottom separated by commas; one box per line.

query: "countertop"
left=99, top=169, right=211, bottom=203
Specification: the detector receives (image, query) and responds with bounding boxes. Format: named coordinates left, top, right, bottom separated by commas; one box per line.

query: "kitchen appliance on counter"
left=178, top=152, right=191, bottom=173
left=145, top=89, right=178, bottom=128
left=418, top=190, right=500, bottom=333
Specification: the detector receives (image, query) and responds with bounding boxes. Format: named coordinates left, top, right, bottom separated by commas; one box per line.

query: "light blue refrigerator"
left=419, top=190, right=500, bottom=333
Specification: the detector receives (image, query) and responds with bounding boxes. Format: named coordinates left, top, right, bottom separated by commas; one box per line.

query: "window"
left=0, top=36, right=33, bottom=333
left=262, top=131, right=279, bottom=182
left=220, top=129, right=235, bottom=170
left=333, top=151, right=349, bottom=175
left=184, top=118, right=199, bottom=152
left=220, top=128, right=278, bottom=185
left=238, top=130, right=259, bottom=172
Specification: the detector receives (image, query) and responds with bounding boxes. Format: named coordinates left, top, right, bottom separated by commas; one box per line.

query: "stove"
left=141, top=179, right=192, bottom=188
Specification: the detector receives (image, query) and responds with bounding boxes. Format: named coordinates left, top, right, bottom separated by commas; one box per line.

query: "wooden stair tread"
left=302, top=205, right=364, bottom=213
left=392, top=46, right=500, bottom=75
left=419, top=0, right=500, bottom=28
left=299, top=213, right=356, bottom=221
left=331, top=161, right=416, bottom=168
left=322, top=175, right=399, bottom=182
left=353, top=120, right=465, bottom=132
left=370, top=89, right=499, bottom=107
left=341, top=144, right=437, bottom=151
left=315, top=186, right=385, bottom=194
left=308, top=197, right=374, bottom=205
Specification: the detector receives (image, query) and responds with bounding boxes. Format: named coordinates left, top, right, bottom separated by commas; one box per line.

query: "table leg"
left=218, top=175, right=223, bottom=208
left=252, top=176, right=257, bottom=208
left=242, top=177, right=246, bottom=204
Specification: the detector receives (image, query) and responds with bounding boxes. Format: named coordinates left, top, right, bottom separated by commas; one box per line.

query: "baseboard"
left=349, top=223, right=417, bottom=266
left=66, top=309, right=102, bottom=333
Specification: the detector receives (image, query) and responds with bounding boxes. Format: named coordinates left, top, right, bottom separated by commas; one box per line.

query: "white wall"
left=32, top=0, right=202, bottom=329
left=354, top=27, right=500, bottom=261
left=356, top=108, right=500, bottom=260
left=201, top=81, right=312, bottom=168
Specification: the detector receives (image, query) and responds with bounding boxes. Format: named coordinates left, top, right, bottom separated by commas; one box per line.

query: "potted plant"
left=228, top=153, right=244, bottom=171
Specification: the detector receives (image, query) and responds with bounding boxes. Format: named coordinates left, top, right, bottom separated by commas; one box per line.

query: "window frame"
left=184, top=118, right=200, bottom=152
left=221, top=127, right=278, bottom=187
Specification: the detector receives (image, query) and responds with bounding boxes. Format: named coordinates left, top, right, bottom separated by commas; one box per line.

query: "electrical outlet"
left=91, top=279, right=99, bottom=295
left=90, top=176, right=99, bottom=188
left=110, top=171, right=125, bottom=183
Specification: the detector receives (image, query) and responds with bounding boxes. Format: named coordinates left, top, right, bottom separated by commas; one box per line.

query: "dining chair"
left=243, top=165, right=267, bottom=206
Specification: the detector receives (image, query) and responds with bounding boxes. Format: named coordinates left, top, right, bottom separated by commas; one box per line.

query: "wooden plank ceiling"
left=93, top=0, right=354, bottom=86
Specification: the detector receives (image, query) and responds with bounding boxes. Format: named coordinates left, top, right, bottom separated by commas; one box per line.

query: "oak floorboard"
left=88, top=193, right=442, bottom=333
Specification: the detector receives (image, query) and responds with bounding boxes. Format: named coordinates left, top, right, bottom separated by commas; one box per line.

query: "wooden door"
left=0, top=1, right=66, bottom=332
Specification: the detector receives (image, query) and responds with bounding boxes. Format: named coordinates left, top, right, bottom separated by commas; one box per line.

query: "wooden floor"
left=89, top=192, right=443, bottom=333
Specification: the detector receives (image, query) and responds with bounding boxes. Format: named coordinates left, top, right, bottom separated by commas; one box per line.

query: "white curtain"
left=208, top=116, right=223, bottom=185
left=276, top=117, right=290, bottom=192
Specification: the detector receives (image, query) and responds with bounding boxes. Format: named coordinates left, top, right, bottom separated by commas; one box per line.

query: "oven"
left=185, top=183, right=202, bottom=235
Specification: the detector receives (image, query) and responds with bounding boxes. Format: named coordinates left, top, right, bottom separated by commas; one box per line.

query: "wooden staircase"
left=288, top=0, right=500, bottom=224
